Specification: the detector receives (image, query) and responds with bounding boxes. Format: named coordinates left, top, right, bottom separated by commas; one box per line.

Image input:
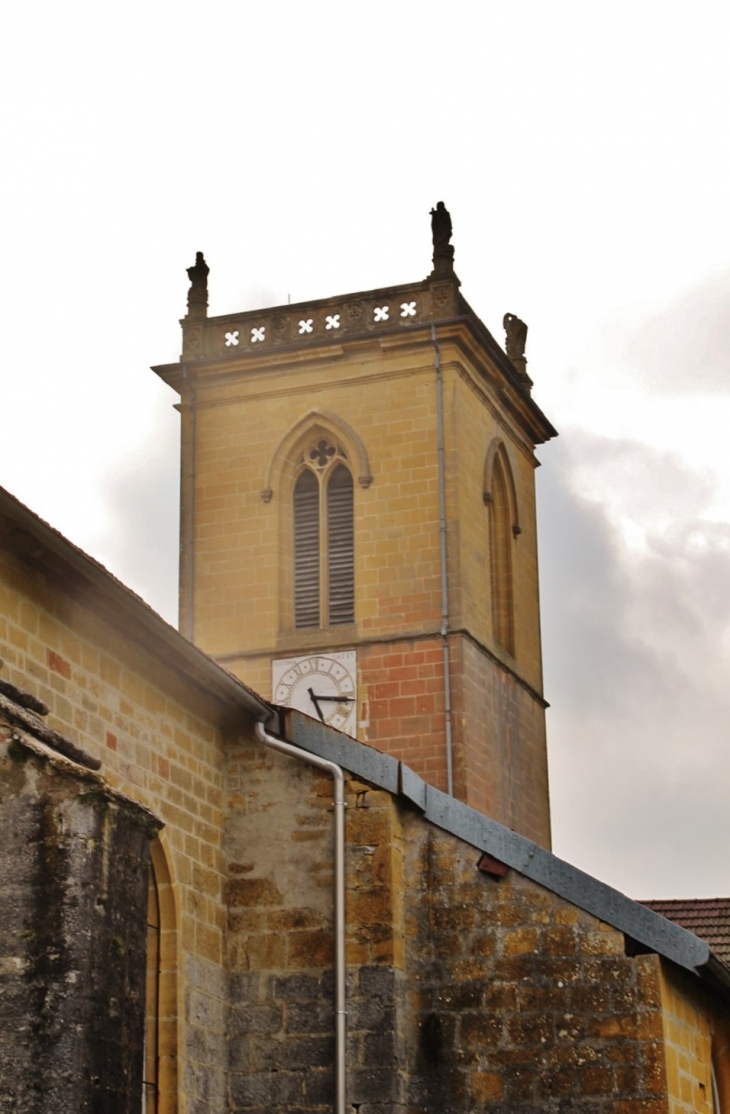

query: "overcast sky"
left=2, top=1, right=729, bottom=900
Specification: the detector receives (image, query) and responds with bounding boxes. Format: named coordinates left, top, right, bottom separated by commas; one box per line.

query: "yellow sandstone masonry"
left=0, top=546, right=230, bottom=1114
left=658, top=963, right=730, bottom=1114
left=156, top=272, right=556, bottom=846
left=3, top=511, right=730, bottom=1114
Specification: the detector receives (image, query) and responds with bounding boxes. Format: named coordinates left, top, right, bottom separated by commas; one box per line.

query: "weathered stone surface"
left=0, top=729, right=160, bottom=1114
left=402, top=820, right=672, bottom=1114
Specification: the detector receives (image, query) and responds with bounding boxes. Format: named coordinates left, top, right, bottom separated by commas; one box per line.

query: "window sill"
left=275, top=625, right=358, bottom=656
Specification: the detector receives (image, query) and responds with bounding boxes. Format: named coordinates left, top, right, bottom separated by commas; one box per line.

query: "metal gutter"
left=0, top=486, right=270, bottom=721
left=432, top=324, right=454, bottom=796
left=181, top=367, right=196, bottom=641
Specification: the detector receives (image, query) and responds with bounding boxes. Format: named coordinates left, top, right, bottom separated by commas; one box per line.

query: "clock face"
left=272, top=651, right=357, bottom=738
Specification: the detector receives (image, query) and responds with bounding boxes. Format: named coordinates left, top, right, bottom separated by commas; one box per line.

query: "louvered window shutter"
left=327, top=464, right=354, bottom=625
left=294, top=469, right=320, bottom=628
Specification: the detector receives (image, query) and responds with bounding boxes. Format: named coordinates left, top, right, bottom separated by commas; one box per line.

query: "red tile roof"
left=642, top=898, right=730, bottom=967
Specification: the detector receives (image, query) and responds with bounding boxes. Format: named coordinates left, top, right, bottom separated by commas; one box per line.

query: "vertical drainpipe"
left=182, top=367, right=196, bottom=641
left=254, top=720, right=347, bottom=1114
left=432, top=324, right=454, bottom=797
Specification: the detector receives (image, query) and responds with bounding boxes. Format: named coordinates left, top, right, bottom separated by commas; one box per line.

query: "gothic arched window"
left=294, top=439, right=354, bottom=629
left=486, top=446, right=516, bottom=656
left=144, top=840, right=177, bottom=1114
left=712, top=1024, right=730, bottom=1114
left=144, top=864, right=160, bottom=1114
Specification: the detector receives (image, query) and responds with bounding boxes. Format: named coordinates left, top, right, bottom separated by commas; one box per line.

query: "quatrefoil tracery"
left=309, top=439, right=337, bottom=468
left=222, top=300, right=419, bottom=352
left=300, top=437, right=348, bottom=474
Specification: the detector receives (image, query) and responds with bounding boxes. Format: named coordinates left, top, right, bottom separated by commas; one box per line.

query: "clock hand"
left=307, top=687, right=326, bottom=724
left=308, top=693, right=355, bottom=703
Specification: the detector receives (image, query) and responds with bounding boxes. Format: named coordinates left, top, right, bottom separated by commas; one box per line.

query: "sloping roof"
left=282, top=709, right=730, bottom=997
left=643, top=898, right=730, bottom=967
left=0, top=485, right=271, bottom=722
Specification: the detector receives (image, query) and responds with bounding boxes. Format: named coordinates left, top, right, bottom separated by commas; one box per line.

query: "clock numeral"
left=272, top=651, right=357, bottom=738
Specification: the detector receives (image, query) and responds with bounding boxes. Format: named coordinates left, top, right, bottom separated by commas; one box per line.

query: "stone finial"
left=503, top=313, right=532, bottom=390
left=503, top=313, right=527, bottom=360
left=186, top=251, right=209, bottom=319
left=429, top=202, right=458, bottom=282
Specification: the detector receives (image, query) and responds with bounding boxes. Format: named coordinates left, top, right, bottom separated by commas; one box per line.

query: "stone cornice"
left=152, top=275, right=557, bottom=447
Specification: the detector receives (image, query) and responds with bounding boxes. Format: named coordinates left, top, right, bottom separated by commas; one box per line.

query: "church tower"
left=153, top=208, right=557, bottom=847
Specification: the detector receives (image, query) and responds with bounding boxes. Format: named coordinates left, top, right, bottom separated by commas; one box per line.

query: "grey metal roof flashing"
left=284, top=710, right=729, bottom=995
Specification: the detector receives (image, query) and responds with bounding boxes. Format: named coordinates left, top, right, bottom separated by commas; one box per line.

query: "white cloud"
left=539, top=435, right=730, bottom=897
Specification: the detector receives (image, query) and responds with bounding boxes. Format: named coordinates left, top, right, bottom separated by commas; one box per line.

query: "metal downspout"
left=432, top=325, right=454, bottom=796
left=182, top=369, right=196, bottom=640
left=254, top=720, right=347, bottom=1114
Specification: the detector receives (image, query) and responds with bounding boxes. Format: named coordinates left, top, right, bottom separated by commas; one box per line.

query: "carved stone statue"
left=430, top=201, right=452, bottom=250
left=186, top=251, right=209, bottom=318
left=503, top=313, right=532, bottom=390
left=503, top=313, right=528, bottom=360
left=429, top=202, right=458, bottom=282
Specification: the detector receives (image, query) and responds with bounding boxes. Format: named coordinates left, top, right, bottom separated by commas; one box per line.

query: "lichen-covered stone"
left=0, top=729, right=161, bottom=1114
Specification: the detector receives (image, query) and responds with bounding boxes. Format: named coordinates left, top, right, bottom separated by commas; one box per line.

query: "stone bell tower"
left=153, top=206, right=557, bottom=847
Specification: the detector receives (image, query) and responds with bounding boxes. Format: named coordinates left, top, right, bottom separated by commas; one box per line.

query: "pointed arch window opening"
left=143, top=864, right=161, bottom=1114
left=488, top=453, right=515, bottom=656
left=294, top=438, right=354, bottom=629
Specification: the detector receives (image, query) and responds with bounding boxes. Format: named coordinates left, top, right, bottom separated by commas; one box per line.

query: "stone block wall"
left=0, top=545, right=231, bottom=1114
left=658, top=962, right=730, bottom=1114
left=3, top=660, right=729, bottom=1114
left=0, top=725, right=159, bottom=1114
left=181, top=319, right=552, bottom=848
left=402, top=820, right=670, bottom=1113
left=453, top=634, right=551, bottom=847
left=2, top=532, right=728, bottom=1114
left=449, top=351, right=544, bottom=692
left=223, top=741, right=724, bottom=1114
left=225, top=736, right=336, bottom=1111
left=224, top=739, right=410, bottom=1113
